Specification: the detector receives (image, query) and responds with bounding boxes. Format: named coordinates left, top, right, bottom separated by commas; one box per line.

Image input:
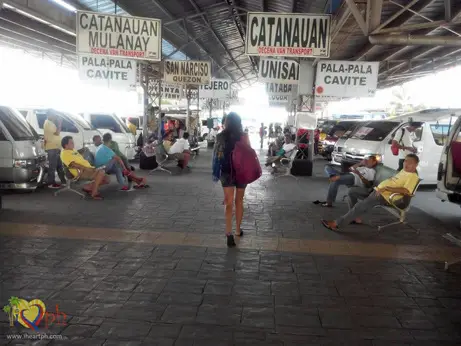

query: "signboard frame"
left=163, top=59, right=212, bottom=86
left=78, top=54, right=136, bottom=91
left=245, top=12, right=331, bottom=58
left=259, top=58, right=299, bottom=84
left=76, top=10, right=162, bottom=61
left=315, top=60, right=380, bottom=98
left=199, top=79, right=232, bottom=100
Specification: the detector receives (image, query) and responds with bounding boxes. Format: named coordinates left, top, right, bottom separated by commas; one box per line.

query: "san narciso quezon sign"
left=163, top=60, right=211, bottom=85
left=315, top=61, right=380, bottom=98
left=245, top=12, right=331, bottom=58
left=76, top=11, right=162, bottom=61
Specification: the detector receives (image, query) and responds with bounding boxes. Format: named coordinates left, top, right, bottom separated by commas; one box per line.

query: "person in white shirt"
left=318, top=156, right=378, bottom=207
left=392, top=123, right=421, bottom=171
left=265, top=134, right=296, bottom=167
left=168, top=132, right=191, bottom=169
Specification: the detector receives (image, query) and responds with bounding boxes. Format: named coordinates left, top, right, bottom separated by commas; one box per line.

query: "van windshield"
left=0, top=106, right=37, bottom=141
left=90, top=114, right=124, bottom=133
left=350, top=121, right=399, bottom=141
left=65, top=113, right=94, bottom=130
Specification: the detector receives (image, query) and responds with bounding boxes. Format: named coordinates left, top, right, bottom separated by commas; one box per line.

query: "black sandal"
left=350, top=220, right=363, bottom=225
left=235, top=230, right=244, bottom=237
left=321, top=203, right=333, bottom=208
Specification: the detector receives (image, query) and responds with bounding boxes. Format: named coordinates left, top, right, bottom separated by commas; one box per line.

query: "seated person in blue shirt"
left=93, top=135, right=146, bottom=190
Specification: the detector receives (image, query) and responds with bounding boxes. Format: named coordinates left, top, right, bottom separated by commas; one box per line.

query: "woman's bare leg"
left=235, top=188, right=245, bottom=235
left=223, top=187, right=235, bottom=235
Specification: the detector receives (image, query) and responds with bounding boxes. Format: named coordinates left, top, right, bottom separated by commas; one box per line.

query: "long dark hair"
left=223, top=112, right=243, bottom=141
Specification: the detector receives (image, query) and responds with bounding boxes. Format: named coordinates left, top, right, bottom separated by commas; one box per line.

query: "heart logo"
left=14, top=299, right=46, bottom=330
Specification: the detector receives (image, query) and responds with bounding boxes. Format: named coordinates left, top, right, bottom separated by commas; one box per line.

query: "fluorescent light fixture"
left=52, top=0, right=77, bottom=12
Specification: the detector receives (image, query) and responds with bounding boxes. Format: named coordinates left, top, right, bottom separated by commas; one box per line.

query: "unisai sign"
left=259, top=59, right=299, bottom=84
left=245, top=12, right=331, bottom=58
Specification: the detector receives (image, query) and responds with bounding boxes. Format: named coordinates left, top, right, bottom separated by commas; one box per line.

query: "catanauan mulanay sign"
left=315, top=61, right=380, bottom=98
left=245, top=12, right=331, bottom=57
left=163, top=60, right=211, bottom=85
left=78, top=54, right=136, bottom=90
left=76, top=11, right=161, bottom=61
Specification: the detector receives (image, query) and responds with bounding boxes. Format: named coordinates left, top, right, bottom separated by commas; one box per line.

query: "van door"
left=0, top=124, right=13, bottom=183
left=36, top=110, right=82, bottom=150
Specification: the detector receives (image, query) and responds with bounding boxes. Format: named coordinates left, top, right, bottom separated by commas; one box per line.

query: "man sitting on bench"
left=93, top=135, right=146, bottom=190
left=265, top=134, right=296, bottom=168
left=60, top=136, right=109, bottom=200
left=314, top=156, right=378, bottom=207
left=321, top=154, right=420, bottom=230
left=168, top=132, right=191, bottom=170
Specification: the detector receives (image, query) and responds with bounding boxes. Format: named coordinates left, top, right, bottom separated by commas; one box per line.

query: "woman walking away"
left=213, top=112, right=251, bottom=247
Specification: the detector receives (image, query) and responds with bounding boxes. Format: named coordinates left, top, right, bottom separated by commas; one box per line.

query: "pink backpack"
left=231, top=139, right=262, bottom=185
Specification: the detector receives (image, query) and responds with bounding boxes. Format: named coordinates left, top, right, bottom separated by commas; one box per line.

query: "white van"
left=342, top=109, right=461, bottom=184
left=21, top=108, right=100, bottom=153
left=436, top=115, right=461, bottom=206
left=81, top=113, right=136, bottom=160
left=0, top=106, right=47, bottom=190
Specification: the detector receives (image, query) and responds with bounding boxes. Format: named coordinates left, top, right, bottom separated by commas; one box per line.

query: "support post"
left=157, top=79, right=162, bottom=140
left=141, top=64, right=149, bottom=144
left=186, top=85, right=191, bottom=131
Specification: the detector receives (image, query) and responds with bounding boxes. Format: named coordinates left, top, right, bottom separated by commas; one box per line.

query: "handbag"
left=391, top=129, right=405, bottom=156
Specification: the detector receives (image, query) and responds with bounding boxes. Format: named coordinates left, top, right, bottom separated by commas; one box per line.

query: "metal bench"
left=54, top=166, right=86, bottom=198
left=345, top=163, right=421, bottom=231
left=273, top=148, right=299, bottom=181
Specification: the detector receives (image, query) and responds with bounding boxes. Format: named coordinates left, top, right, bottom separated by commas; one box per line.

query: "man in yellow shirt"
left=43, top=112, right=66, bottom=188
left=60, top=136, right=109, bottom=200
left=321, top=154, right=420, bottom=231
left=126, top=117, right=137, bottom=136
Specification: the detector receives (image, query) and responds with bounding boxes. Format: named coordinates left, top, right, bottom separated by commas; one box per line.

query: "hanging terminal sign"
left=246, top=12, right=331, bottom=58
left=259, top=59, right=299, bottom=84
left=315, top=61, right=379, bottom=98
left=76, top=11, right=162, bottom=61
left=163, top=60, right=211, bottom=85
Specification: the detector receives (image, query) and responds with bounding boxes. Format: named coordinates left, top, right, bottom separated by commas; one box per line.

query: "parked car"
left=437, top=114, right=461, bottom=206
left=21, top=108, right=100, bottom=154
left=81, top=112, right=136, bottom=160
left=319, top=121, right=359, bottom=160
left=342, top=109, right=461, bottom=184
left=330, top=122, right=364, bottom=166
left=0, top=105, right=47, bottom=190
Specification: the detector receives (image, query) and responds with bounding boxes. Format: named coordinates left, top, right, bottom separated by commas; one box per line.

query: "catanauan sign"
left=315, top=61, right=380, bottom=98
left=78, top=54, right=136, bottom=90
left=259, top=59, right=299, bottom=84
left=200, top=79, right=232, bottom=99
left=163, top=60, right=211, bottom=85
left=246, top=12, right=331, bottom=57
left=76, top=11, right=161, bottom=61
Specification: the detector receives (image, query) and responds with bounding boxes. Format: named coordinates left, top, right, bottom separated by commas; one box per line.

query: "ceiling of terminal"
left=0, top=0, right=460, bottom=89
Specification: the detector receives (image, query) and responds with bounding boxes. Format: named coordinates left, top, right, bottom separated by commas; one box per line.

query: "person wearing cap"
left=392, top=122, right=421, bottom=171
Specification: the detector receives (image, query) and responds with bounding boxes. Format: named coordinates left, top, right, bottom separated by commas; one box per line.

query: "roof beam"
left=186, top=0, right=247, bottom=83
left=262, top=0, right=267, bottom=12
left=148, top=0, right=236, bottom=83
left=344, top=0, right=367, bottom=35
left=354, top=0, right=437, bottom=60
left=369, top=35, right=461, bottom=46
left=367, top=0, right=383, bottom=34
left=445, top=0, right=452, bottom=21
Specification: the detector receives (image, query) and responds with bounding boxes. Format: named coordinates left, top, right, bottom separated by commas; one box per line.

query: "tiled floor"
left=1, top=148, right=461, bottom=345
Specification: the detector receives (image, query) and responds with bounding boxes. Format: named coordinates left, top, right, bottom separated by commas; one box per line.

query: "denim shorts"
left=220, top=172, right=247, bottom=189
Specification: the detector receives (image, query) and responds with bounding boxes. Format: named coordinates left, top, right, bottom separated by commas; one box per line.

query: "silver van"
left=0, top=106, right=46, bottom=190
